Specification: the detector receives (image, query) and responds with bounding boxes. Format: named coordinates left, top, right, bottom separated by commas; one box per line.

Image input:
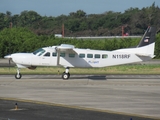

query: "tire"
left=15, top=73, right=22, bottom=79
left=62, top=72, right=70, bottom=80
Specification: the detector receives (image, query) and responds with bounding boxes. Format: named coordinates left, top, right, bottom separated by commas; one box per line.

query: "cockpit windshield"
left=33, top=48, right=46, bottom=56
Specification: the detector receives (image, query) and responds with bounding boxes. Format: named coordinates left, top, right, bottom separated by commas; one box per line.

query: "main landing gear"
left=62, top=67, right=70, bottom=80
left=15, top=68, right=22, bottom=79
left=14, top=67, right=70, bottom=80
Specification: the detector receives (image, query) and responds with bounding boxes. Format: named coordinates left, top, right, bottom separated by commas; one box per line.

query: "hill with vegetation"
left=0, top=2, right=159, bottom=36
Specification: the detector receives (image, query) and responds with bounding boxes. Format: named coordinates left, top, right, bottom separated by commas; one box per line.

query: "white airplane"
left=4, top=26, right=156, bottom=79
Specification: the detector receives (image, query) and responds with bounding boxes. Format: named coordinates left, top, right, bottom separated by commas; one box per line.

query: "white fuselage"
left=10, top=46, right=145, bottom=68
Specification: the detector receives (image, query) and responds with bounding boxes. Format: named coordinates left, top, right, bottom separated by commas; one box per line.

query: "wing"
left=57, top=44, right=75, bottom=53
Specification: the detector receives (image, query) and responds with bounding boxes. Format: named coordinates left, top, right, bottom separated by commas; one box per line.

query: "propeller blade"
left=9, top=59, right=11, bottom=71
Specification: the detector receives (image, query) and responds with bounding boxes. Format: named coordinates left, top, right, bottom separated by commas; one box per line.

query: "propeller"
left=4, top=55, right=12, bottom=71
left=9, top=58, right=11, bottom=71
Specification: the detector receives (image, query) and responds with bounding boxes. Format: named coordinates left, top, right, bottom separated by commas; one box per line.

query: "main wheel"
left=62, top=72, right=70, bottom=80
left=15, top=73, right=22, bottom=79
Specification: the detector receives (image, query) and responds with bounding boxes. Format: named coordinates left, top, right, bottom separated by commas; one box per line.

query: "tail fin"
left=114, top=26, right=157, bottom=58
left=136, top=26, right=156, bottom=57
left=137, top=26, right=156, bottom=48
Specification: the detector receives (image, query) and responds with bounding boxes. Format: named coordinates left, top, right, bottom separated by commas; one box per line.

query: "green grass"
left=1, top=64, right=160, bottom=75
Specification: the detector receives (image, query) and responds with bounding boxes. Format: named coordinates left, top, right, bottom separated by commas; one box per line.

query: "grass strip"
left=1, top=64, right=160, bottom=75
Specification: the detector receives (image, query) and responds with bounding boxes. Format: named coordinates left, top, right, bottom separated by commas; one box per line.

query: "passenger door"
left=40, top=52, right=51, bottom=66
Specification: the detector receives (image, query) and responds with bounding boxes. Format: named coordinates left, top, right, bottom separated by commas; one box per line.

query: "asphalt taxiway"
left=0, top=75, right=160, bottom=120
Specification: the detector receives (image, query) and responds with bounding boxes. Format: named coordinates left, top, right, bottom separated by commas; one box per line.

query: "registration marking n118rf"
left=112, top=54, right=131, bottom=59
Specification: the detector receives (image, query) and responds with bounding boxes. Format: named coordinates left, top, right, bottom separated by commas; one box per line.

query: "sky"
left=0, top=0, right=160, bottom=17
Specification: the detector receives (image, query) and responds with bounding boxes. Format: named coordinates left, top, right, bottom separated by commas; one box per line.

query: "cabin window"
left=87, top=54, right=93, bottom=58
left=69, top=53, right=75, bottom=58
left=60, top=53, right=65, bottom=57
left=102, top=54, right=108, bottom=59
left=95, top=54, right=100, bottom=58
left=52, top=52, right=57, bottom=56
left=44, top=52, right=50, bottom=57
left=79, top=53, right=85, bottom=58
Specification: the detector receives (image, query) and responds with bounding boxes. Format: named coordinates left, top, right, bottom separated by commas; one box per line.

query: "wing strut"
left=56, top=49, right=60, bottom=65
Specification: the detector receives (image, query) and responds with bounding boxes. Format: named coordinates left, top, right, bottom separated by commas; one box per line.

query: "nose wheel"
left=15, top=73, right=22, bottom=79
left=15, top=68, right=22, bottom=79
left=62, top=67, right=70, bottom=80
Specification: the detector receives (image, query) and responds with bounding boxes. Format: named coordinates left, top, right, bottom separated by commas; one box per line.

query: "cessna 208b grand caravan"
left=4, top=26, right=156, bottom=79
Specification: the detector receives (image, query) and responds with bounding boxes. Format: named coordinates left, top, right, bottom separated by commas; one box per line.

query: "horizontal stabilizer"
left=136, top=53, right=155, bottom=58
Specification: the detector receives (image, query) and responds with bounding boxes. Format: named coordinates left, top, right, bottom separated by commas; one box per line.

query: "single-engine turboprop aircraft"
left=4, top=26, right=156, bottom=79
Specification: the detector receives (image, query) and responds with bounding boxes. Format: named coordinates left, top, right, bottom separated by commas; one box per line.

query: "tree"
left=66, top=19, right=80, bottom=32
left=0, top=13, right=5, bottom=29
left=69, top=10, right=86, bottom=18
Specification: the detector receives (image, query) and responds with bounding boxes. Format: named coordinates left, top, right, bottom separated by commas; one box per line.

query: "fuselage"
left=9, top=46, right=144, bottom=68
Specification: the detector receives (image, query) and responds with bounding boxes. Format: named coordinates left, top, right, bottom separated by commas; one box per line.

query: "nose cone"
left=4, top=54, right=12, bottom=59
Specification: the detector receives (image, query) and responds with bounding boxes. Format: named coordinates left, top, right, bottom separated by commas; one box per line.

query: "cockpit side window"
left=33, top=48, right=46, bottom=56
left=44, top=52, right=50, bottom=57
left=38, top=50, right=46, bottom=56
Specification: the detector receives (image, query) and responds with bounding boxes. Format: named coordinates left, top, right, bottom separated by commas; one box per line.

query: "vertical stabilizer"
left=113, top=26, right=156, bottom=58
left=137, top=26, right=156, bottom=47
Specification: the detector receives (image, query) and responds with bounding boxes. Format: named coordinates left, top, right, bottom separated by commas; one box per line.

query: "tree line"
left=0, top=2, right=159, bottom=36
left=0, top=2, right=160, bottom=58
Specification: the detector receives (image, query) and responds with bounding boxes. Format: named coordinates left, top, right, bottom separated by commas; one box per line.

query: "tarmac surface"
left=0, top=99, right=152, bottom=120
left=0, top=75, right=160, bottom=120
